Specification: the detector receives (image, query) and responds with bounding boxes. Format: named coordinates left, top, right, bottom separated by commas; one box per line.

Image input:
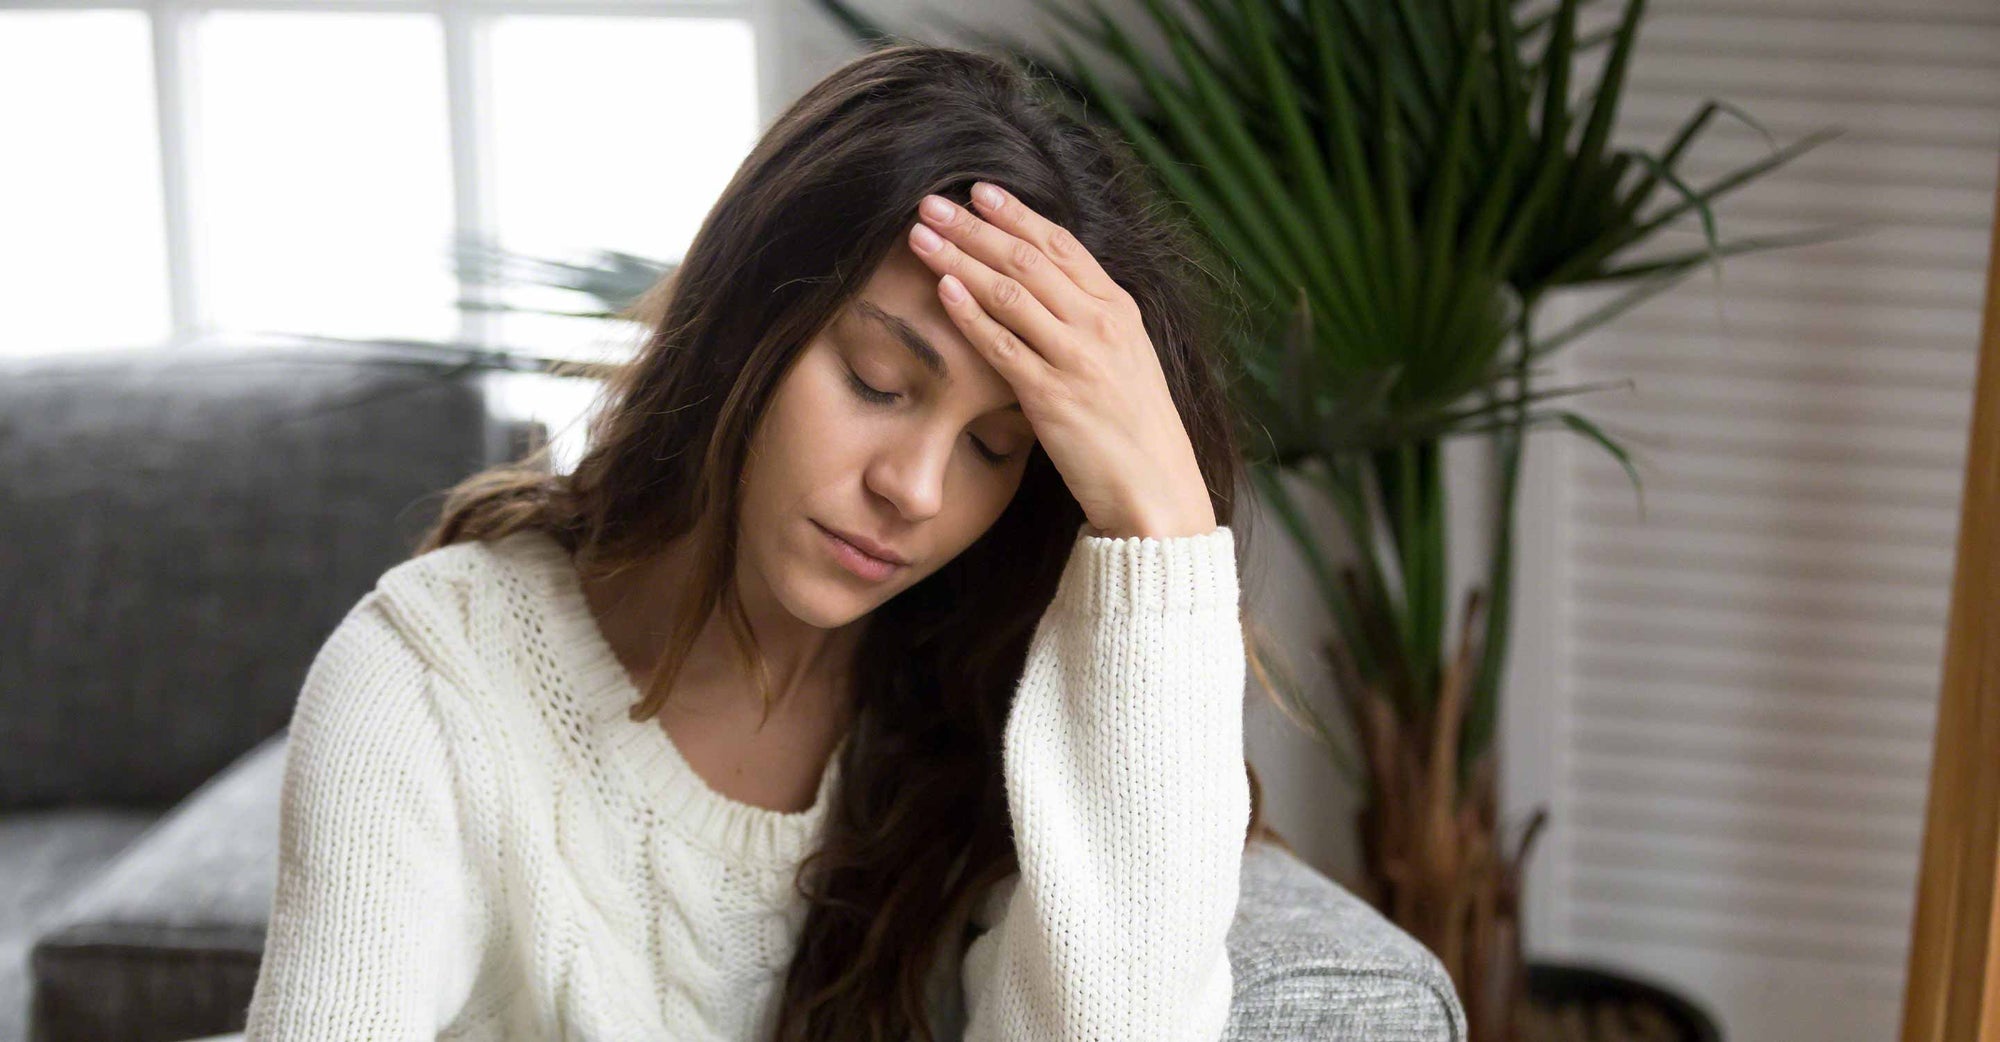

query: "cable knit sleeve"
left=244, top=592, right=478, bottom=1040
left=959, top=522, right=1250, bottom=1041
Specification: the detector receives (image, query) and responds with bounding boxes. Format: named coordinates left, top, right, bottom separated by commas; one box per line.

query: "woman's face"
left=734, top=241, right=1039, bottom=629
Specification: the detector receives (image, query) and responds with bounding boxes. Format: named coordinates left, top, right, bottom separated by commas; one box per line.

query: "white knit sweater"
left=243, top=522, right=1250, bottom=1040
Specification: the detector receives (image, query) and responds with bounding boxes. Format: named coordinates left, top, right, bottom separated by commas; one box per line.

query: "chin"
left=785, top=585, right=878, bottom=630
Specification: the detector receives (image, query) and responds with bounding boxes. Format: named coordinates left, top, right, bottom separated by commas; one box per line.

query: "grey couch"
left=0, top=343, right=1467, bottom=1042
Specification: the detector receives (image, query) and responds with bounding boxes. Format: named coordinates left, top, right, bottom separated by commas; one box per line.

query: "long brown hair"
left=417, top=41, right=1290, bottom=1042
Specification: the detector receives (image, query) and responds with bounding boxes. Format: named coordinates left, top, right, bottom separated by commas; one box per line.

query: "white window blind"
left=1521, top=1, right=2000, bottom=1039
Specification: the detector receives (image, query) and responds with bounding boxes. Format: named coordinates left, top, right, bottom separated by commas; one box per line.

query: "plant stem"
left=1465, top=295, right=1538, bottom=787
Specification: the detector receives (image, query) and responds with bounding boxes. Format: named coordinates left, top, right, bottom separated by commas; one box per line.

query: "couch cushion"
left=0, top=342, right=496, bottom=810
left=1224, top=840, right=1467, bottom=1041
left=0, top=808, right=160, bottom=1042
left=29, top=733, right=286, bottom=1042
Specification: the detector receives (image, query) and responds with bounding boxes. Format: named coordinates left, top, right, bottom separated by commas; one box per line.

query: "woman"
left=245, top=41, right=1282, bottom=1042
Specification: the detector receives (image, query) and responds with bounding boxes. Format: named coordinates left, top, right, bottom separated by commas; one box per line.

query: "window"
left=0, top=1, right=764, bottom=361
left=1, top=10, right=173, bottom=353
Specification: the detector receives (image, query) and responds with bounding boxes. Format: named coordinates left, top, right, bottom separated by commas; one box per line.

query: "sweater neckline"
left=493, top=528, right=846, bottom=870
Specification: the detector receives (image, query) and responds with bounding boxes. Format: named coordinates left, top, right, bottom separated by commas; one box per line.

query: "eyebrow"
left=852, top=299, right=1024, bottom=414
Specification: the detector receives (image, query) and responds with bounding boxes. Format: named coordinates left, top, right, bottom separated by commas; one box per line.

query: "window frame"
left=2, top=0, right=777, bottom=350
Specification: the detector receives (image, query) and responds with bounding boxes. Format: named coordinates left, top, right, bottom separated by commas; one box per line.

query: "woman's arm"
left=245, top=594, right=478, bottom=1040
left=960, top=523, right=1249, bottom=1041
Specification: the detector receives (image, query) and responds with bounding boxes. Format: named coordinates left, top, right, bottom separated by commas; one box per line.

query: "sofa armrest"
left=1224, top=840, right=1468, bottom=1041
left=29, top=733, right=286, bottom=1042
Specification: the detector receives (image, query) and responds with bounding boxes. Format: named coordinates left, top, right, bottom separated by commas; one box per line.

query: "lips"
left=813, top=521, right=909, bottom=566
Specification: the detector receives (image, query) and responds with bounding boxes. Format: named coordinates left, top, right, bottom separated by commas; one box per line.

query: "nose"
left=865, top=427, right=953, bottom=522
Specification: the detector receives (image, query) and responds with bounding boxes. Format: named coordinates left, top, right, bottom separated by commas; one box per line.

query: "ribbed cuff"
left=1049, top=522, right=1239, bottom=617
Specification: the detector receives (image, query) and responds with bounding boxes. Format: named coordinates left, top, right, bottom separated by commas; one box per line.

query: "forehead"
left=836, top=247, right=1024, bottom=415
left=856, top=242, right=955, bottom=316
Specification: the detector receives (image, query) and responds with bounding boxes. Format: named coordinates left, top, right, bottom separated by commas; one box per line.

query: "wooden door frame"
left=1899, top=154, right=2000, bottom=1042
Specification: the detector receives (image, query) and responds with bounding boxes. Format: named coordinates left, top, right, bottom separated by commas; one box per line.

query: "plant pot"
left=1519, top=960, right=1723, bottom=1042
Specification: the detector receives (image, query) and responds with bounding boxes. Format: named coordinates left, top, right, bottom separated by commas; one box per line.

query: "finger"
left=966, top=182, right=1130, bottom=309
left=936, top=272, right=1055, bottom=399
left=907, top=218, right=1073, bottom=366
left=915, top=193, right=1098, bottom=328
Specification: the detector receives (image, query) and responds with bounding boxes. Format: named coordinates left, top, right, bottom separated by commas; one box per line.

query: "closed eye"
left=845, top=369, right=899, bottom=406
left=845, top=369, right=1017, bottom=467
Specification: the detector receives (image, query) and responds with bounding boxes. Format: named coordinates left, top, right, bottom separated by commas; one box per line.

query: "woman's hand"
left=907, top=182, right=1218, bottom=541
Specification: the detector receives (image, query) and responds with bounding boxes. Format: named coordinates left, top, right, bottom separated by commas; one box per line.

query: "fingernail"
left=920, top=195, right=953, bottom=222
left=972, top=182, right=1002, bottom=209
left=940, top=274, right=967, bottom=302
left=910, top=223, right=943, bottom=252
